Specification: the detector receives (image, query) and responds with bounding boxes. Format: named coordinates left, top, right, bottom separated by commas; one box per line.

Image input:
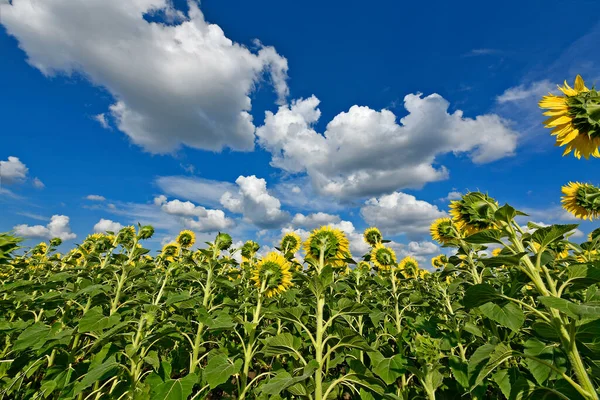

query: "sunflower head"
left=303, top=226, right=351, bottom=268
left=176, top=230, right=196, bottom=248
left=589, top=227, right=600, bottom=242
left=431, top=254, right=448, bottom=269
left=241, top=240, right=260, bottom=262
left=358, top=261, right=371, bottom=273
left=398, top=256, right=419, bottom=278
left=117, top=226, right=136, bottom=244
left=370, top=244, right=397, bottom=272
left=539, top=75, right=600, bottom=159
left=251, top=252, right=293, bottom=298
left=280, top=232, right=301, bottom=254
left=363, top=227, right=383, bottom=247
left=561, top=182, right=600, bottom=221
left=33, top=242, right=48, bottom=255
left=215, top=233, right=233, bottom=250
left=138, top=225, right=155, bottom=240
left=449, top=192, right=499, bottom=235
left=50, top=238, right=62, bottom=247
left=161, top=242, right=180, bottom=259
left=429, top=218, right=455, bottom=244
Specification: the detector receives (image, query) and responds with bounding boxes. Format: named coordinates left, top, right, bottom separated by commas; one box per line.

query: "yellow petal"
left=574, top=75, right=589, bottom=93
left=544, top=115, right=572, bottom=127
left=559, top=81, right=577, bottom=96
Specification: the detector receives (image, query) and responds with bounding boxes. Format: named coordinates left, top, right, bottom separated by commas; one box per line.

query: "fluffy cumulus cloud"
left=155, top=196, right=234, bottom=232
left=360, top=192, right=447, bottom=239
left=0, top=156, right=28, bottom=185
left=220, top=175, right=290, bottom=229
left=93, top=218, right=123, bottom=233
left=257, top=94, right=517, bottom=200
left=0, top=0, right=288, bottom=154
left=14, top=215, right=76, bottom=241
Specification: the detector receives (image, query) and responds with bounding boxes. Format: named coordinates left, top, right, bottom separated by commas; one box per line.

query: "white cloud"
left=157, top=196, right=234, bottom=232
left=257, top=94, right=517, bottom=200
left=32, top=177, right=45, bottom=189
left=291, top=212, right=341, bottom=230
left=496, top=80, right=554, bottom=103
left=441, top=191, right=462, bottom=202
left=93, top=218, right=123, bottom=233
left=360, top=192, right=447, bottom=239
left=0, top=156, right=28, bottom=185
left=14, top=214, right=76, bottom=241
left=86, top=194, right=106, bottom=201
left=1, top=0, right=288, bottom=154
left=407, top=241, right=439, bottom=255
left=94, top=113, right=109, bottom=129
left=155, top=176, right=236, bottom=208
left=221, top=175, right=290, bottom=228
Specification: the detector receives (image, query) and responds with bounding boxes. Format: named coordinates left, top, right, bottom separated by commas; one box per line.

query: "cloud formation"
left=1, top=0, right=288, bottom=154
left=14, top=215, right=76, bottom=241
left=257, top=94, right=517, bottom=200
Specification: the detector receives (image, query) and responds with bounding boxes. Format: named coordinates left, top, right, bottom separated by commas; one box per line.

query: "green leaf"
left=467, top=344, right=496, bottom=387
left=145, top=350, right=160, bottom=371
left=479, top=302, right=524, bottom=332
left=531, top=224, right=579, bottom=249
left=13, top=322, right=51, bottom=352
left=448, top=356, right=469, bottom=388
left=471, top=343, right=516, bottom=389
left=372, top=354, right=406, bottom=385
left=151, top=373, right=197, bottom=400
left=262, top=333, right=302, bottom=358
left=78, top=307, right=121, bottom=332
left=523, top=339, right=553, bottom=384
left=463, top=284, right=500, bottom=308
left=73, top=359, right=119, bottom=395
left=538, top=296, right=580, bottom=319
left=464, top=229, right=504, bottom=244
left=259, top=369, right=313, bottom=396
left=204, top=354, right=242, bottom=389
left=480, top=253, right=528, bottom=268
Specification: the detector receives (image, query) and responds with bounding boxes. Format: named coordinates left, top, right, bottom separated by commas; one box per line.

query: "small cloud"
left=94, top=113, right=110, bottom=129
left=496, top=80, right=554, bottom=104
left=86, top=194, right=106, bottom=201
left=13, top=214, right=77, bottom=241
left=463, top=48, right=502, bottom=57
left=16, top=212, right=48, bottom=221
left=180, top=163, right=196, bottom=174
left=440, top=191, right=462, bottom=202
left=32, top=177, right=45, bottom=189
left=93, top=218, right=123, bottom=233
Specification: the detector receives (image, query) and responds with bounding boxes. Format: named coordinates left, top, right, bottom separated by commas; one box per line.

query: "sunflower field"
left=1, top=75, right=600, bottom=400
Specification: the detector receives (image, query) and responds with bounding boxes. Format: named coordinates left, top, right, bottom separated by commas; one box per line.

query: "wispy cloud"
left=462, top=48, right=502, bottom=57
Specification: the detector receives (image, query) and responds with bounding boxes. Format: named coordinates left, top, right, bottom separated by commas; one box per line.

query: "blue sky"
left=1, top=0, right=599, bottom=264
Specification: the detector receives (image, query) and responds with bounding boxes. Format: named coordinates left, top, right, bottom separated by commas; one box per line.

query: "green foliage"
left=0, top=218, right=599, bottom=400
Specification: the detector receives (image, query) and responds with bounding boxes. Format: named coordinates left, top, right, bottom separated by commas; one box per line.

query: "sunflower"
left=363, top=227, right=383, bottom=247
left=358, top=261, right=371, bottom=273
left=251, top=252, right=293, bottom=298
left=241, top=240, right=260, bottom=262
left=398, top=256, right=419, bottom=278
left=430, top=218, right=455, bottom=244
left=33, top=242, right=48, bottom=255
left=539, top=75, right=600, bottom=159
left=589, top=228, right=600, bottom=241
left=176, top=230, right=196, bottom=248
left=431, top=254, right=447, bottom=269
left=161, top=242, right=180, bottom=259
left=561, top=182, right=600, bottom=220
left=449, top=192, right=499, bottom=235
left=303, top=226, right=351, bottom=268
left=280, top=232, right=301, bottom=254
left=117, top=226, right=136, bottom=244
left=370, top=244, right=396, bottom=271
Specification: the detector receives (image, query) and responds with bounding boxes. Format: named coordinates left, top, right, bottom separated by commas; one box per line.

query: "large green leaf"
left=371, top=354, right=406, bottom=385
left=531, top=224, right=578, bottom=249
left=151, top=373, right=197, bottom=400
left=204, top=353, right=242, bottom=389
left=479, top=302, right=524, bottom=332
left=73, top=359, right=119, bottom=395
left=78, top=306, right=121, bottom=332
left=463, top=284, right=500, bottom=308
left=13, top=322, right=51, bottom=352
left=262, top=333, right=303, bottom=358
